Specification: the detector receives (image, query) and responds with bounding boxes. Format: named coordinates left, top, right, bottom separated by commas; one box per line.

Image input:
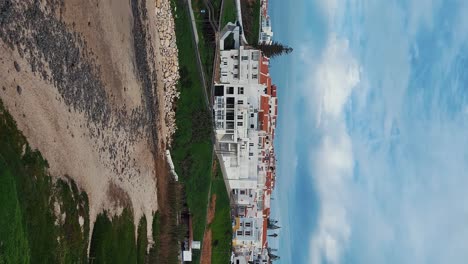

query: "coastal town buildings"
left=259, top=0, right=274, bottom=45
left=215, top=22, right=278, bottom=264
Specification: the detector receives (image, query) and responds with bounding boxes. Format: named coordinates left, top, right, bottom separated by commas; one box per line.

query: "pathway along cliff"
left=0, top=0, right=179, bottom=250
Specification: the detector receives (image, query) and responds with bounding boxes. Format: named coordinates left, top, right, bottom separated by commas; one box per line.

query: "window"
left=250, top=124, right=254, bottom=128
left=226, top=109, right=234, bottom=120
left=234, top=64, right=238, bottom=69
left=216, top=110, right=224, bottom=119
left=249, top=143, right=254, bottom=147
left=252, top=52, right=259, bottom=60
left=249, top=153, right=253, bottom=157
left=240, top=190, right=246, bottom=195
left=245, top=231, right=251, bottom=236
left=237, top=122, right=243, bottom=126
left=226, top=87, right=234, bottom=94
left=238, top=115, right=243, bottom=120
left=214, top=86, right=224, bottom=96
left=226, top=121, right=234, bottom=129
left=238, top=87, right=244, bottom=94
left=234, top=74, right=238, bottom=79
left=252, top=74, right=258, bottom=79
left=226, top=97, right=235, bottom=108
left=251, top=113, right=254, bottom=117
left=238, top=100, right=244, bottom=105
left=242, top=55, right=248, bottom=61
left=223, top=61, right=227, bottom=66
left=246, top=222, right=252, bottom=227
left=237, top=231, right=243, bottom=236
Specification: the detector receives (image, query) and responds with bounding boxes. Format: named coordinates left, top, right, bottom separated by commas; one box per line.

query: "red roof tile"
left=271, top=84, right=277, bottom=97
left=262, top=217, right=268, bottom=248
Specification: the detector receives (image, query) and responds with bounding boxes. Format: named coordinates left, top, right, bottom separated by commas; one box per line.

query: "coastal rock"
left=156, top=0, right=180, bottom=147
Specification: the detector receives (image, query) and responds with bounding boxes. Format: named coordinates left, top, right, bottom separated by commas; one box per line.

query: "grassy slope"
left=241, top=0, right=261, bottom=44
left=89, top=209, right=138, bottom=264
left=220, top=0, right=236, bottom=28
left=192, top=0, right=216, bottom=88
left=147, top=212, right=161, bottom=262
left=0, top=160, right=30, bottom=264
left=171, top=1, right=237, bottom=262
left=0, top=101, right=89, bottom=264
left=170, top=0, right=218, bottom=263
left=249, top=0, right=261, bottom=44
left=137, top=217, right=148, bottom=264
left=210, top=161, right=232, bottom=264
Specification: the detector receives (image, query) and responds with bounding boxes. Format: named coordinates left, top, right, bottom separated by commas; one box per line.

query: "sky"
left=270, top=0, right=468, bottom=263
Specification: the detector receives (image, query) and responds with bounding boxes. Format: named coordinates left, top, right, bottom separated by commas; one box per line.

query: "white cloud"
left=299, top=35, right=360, bottom=264
left=274, top=0, right=468, bottom=263
left=317, top=0, right=338, bottom=20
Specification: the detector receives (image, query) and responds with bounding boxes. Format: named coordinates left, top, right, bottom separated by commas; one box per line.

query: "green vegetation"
left=137, top=217, right=148, bottom=264
left=0, top=159, right=30, bottom=264
left=192, top=0, right=217, bottom=87
left=241, top=0, right=261, bottom=44
left=0, top=100, right=89, bottom=264
left=147, top=212, right=161, bottom=262
left=220, top=0, right=237, bottom=28
left=53, top=179, right=90, bottom=263
left=89, top=209, right=138, bottom=264
left=171, top=18, right=212, bottom=264
left=255, top=41, right=293, bottom=58
left=169, top=0, right=231, bottom=263
left=210, top=162, right=233, bottom=264
left=171, top=0, right=212, bottom=235
left=0, top=99, right=150, bottom=264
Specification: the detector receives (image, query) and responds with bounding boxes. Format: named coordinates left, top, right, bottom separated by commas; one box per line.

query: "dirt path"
left=201, top=194, right=217, bottom=264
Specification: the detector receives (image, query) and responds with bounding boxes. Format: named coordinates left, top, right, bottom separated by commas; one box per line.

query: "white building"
left=214, top=82, right=265, bottom=192
left=259, top=15, right=273, bottom=45
left=215, top=42, right=277, bottom=262
left=220, top=47, right=261, bottom=85
left=259, top=0, right=273, bottom=44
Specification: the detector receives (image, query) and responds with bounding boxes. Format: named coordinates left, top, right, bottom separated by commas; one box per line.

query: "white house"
left=220, top=46, right=261, bottom=85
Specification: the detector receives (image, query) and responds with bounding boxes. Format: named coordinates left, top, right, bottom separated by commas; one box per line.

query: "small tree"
left=255, top=41, right=293, bottom=58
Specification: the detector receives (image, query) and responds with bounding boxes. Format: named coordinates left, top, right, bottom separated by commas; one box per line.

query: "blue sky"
left=270, top=0, right=468, bottom=263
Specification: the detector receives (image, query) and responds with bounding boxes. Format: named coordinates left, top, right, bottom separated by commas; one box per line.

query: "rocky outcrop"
left=156, top=0, right=180, bottom=147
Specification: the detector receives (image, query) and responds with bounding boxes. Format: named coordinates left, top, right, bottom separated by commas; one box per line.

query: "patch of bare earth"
left=201, top=194, right=217, bottom=264
left=0, top=0, right=179, bottom=250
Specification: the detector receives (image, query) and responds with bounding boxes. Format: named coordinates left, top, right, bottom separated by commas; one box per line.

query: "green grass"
left=0, top=159, right=30, bottom=264
left=53, top=179, right=90, bottom=263
left=210, top=162, right=232, bottom=264
left=241, top=0, right=261, bottom=44
left=249, top=0, right=261, bottom=44
left=220, top=0, right=236, bottom=28
left=137, top=216, right=148, bottom=264
left=0, top=100, right=89, bottom=264
left=170, top=0, right=217, bottom=263
left=89, top=209, right=138, bottom=264
left=192, top=0, right=217, bottom=87
left=147, top=212, right=161, bottom=263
